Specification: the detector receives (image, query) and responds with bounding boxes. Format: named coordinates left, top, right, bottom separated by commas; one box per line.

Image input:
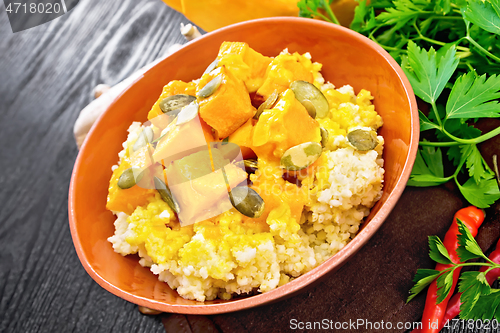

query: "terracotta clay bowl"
left=69, top=17, right=419, bottom=314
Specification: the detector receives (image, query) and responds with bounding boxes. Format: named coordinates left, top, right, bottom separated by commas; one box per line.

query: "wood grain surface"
left=0, top=1, right=185, bottom=332
left=0, top=1, right=498, bottom=333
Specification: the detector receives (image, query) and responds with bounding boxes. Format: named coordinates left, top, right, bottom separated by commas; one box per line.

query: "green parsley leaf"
left=456, top=218, right=488, bottom=262
left=407, top=268, right=441, bottom=302
left=419, top=110, right=440, bottom=131
left=434, top=0, right=451, bottom=15
left=436, top=269, right=455, bottom=303
left=408, top=148, right=450, bottom=186
left=401, top=41, right=459, bottom=104
left=297, top=0, right=319, bottom=18
left=297, top=0, right=339, bottom=24
left=462, top=144, right=494, bottom=183
left=428, top=235, right=453, bottom=264
left=457, top=176, right=500, bottom=208
left=446, top=72, right=500, bottom=120
left=458, top=271, right=491, bottom=318
left=422, top=145, right=444, bottom=178
left=463, top=0, right=500, bottom=36
left=464, top=289, right=500, bottom=320
left=350, top=0, right=376, bottom=32
left=376, top=0, right=430, bottom=30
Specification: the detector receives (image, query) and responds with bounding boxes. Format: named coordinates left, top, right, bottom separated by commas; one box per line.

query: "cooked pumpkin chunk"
left=217, top=42, right=271, bottom=92
left=251, top=89, right=321, bottom=163
left=147, top=80, right=196, bottom=120
left=198, top=67, right=255, bottom=139
left=106, top=160, right=156, bottom=215
left=228, top=118, right=256, bottom=160
left=257, top=52, right=316, bottom=99
left=166, top=148, right=247, bottom=226
left=152, top=115, right=214, bottom=166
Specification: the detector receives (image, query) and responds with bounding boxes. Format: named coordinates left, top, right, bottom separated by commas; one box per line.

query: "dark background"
left=0, top=1, right=497, bottom=332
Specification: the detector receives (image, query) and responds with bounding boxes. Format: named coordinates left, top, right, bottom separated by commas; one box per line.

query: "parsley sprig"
left=403, top=41, right=500, bottom=208
left=298, top=0, right=500, bottom=208
left=408, top=219, right=500, bottom=319
left=297, top=0, right=340, bottom=25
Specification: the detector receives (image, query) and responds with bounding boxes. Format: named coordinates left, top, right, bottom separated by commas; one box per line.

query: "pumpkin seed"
left=280, top=142, right=322, bottom=171
left=229, top=186, right=265, bottom=218
left=235, top=159, right=258, bottom=174
left=197, top=74, right=223, bottom=98
left=347, top=129, right=378, bottom=151
left=153, top=176, right=180, bottom=214
left=133, top=126, right=154, bottom=151
left=159, top=94, right=196, bottom=114
left=320, top=127, right=329, bottom=147
left=301, top=99, right=317, bottom=119
left=243, top=159, right=258, bottom=169
left=253, top=90, right=279, bottom=120
left=118, top=167, right=144, bottom=189
left=290, top=80, right=329, bottom=118
left=203, top=59, right=219, bottom=75
left=176, top=102, right=199, bottom=126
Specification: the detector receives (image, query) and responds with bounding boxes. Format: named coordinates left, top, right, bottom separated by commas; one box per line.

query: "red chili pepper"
left=413, top=206, right=485, bottom=333
left=441, top=236, right=500, bottom=329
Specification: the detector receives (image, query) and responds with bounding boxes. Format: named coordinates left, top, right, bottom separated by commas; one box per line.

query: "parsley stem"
left=430, top=101, right=443, bottom=128
left=453, top=154, right=468, bottom=178
left=323, top=1, right=340, bottom=25
left=443, top=126, right=500, bottom=145
left=418, top=141, right=461, bottom=147
left=465, top=35, right=500, bottom=63
left=413, top=23, right=469, bottom=52
left=454, top=262, right=500, bottom=269
left=313, top=10, right=334, bottom=24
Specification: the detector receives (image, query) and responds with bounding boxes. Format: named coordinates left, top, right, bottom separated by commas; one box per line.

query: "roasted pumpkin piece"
left=147, top=80, right=196, bottom=121
left=198, top=67, right=255, bottom=139
left=106, top=160, right=156, bottom=215
left=153, top=114, right=214, bottom=166
left=228, top=118, right=257, bottom=160
left=246, top=161, right=307, bottom=224
left=256, top=52, right=315, bottom=99
left=165, top=149, right=247, bottom=226
left=217, top=42, right=271, bottom=93
left=252, top=89, right=321, bottom=163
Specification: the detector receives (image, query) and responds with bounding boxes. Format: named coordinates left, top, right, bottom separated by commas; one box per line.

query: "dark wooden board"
left=0, top=1, right=187, bottom=332
left=0, top=1, right=497, bottom=332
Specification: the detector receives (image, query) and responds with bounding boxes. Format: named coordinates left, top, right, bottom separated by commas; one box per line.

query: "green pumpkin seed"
left=290, top=80, right=329, bottom=118
left=118, top=167, right=144, bottom=189
left=243, top=159, right=258, bottom=169
left=203, top=59, right=219, bottom=75
left=133, top=127, right=154, bottom=151
left=229, top=186, right=265, bottom=218
left=253, top=90, right=279, bottom=120
left=154, top=176, right=180, bottom=214
left=347, top=129, right=378, bottom=151
left=320, top=127, right=329, bottom=147
left=280, top=142, right=322, bottom=171
left=176, top=102, right=199, bottom=126
left=197, top=74, right=223, bottom=98
left=301, top=99, right=317, bottom=119
left=159, top=94, right=196, bottom=114
left=235, top=159, right=258, bottom=174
